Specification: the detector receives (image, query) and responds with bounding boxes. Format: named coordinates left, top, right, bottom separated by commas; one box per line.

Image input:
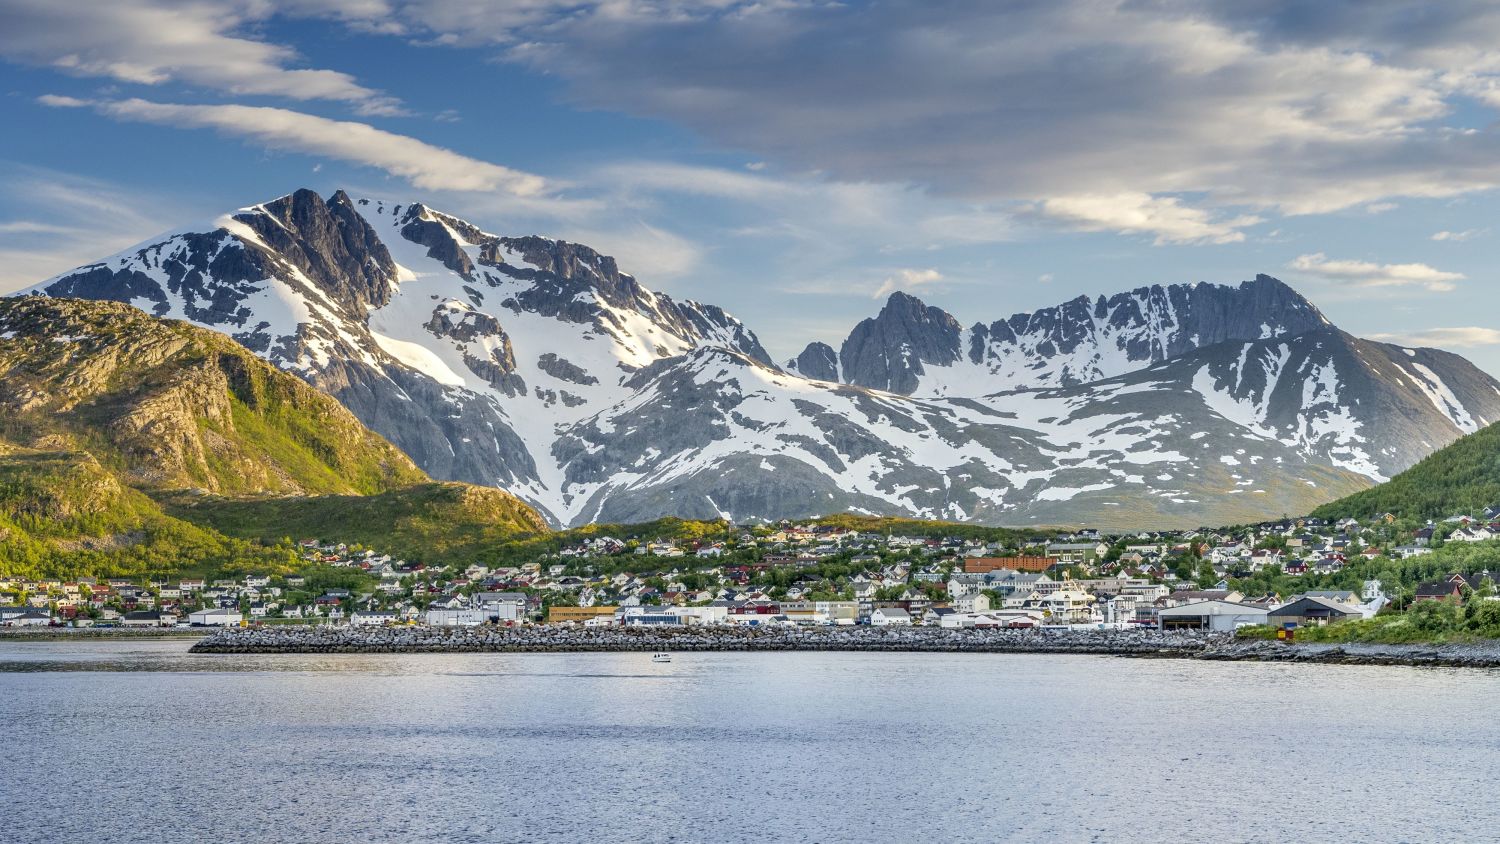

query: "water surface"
left=1, top=638, right=1488, bottom=842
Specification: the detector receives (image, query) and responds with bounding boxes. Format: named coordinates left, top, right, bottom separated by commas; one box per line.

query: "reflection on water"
left=2, top=639, right=1494, bottom=843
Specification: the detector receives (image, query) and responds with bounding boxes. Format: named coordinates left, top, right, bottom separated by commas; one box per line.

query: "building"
left=548, top=606, right=618, bottom=624
left=188, top=608, right=243, bottom=627
left=350, top=610, right=399, bottom=626
left=964, top=556, right=1057, bottom=574
left=424, top=607, right=486, bottom=627
left=477, top=592, right=529, bottom=622
left=1267, top=597, right=1363, bottom=628
left=121, top=610, right=175, bottom=628
left=870, top=607, right=913, bottom=626
left=1157, top=601, right=1271, bottom=632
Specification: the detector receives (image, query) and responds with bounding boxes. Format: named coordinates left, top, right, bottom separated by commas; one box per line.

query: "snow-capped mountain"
left=23, top=188, right=1500, bottom=528
left=788, top=278, right=1331, bottom=394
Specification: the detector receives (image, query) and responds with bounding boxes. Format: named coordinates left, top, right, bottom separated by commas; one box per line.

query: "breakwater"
left=189, top=625, right=1223, bottom=656
left=186, top=625, right=1500, bottom=667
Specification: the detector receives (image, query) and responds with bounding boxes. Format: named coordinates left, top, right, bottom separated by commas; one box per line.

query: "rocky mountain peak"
left=836, top=291, right=964, bottom=393
left=235, top=187, right=397, bottom=315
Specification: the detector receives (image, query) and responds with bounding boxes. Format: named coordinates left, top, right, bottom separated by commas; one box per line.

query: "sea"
left=1, top=638, right=1491, bottom=843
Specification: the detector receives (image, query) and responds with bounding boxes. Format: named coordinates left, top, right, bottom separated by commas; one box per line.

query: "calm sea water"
left=0, top=639, right=1492, bottom=843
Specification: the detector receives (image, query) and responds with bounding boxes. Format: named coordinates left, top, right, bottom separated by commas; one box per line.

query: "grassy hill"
left=0, top=297, right=543, bottom=578
left=1312, top=421, right=1500, bottom=521
left=162, top=483, right=549, bottom=566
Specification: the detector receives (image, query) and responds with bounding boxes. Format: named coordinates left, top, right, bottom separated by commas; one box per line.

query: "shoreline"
left=183, top=625, right=1500, bottom=668
left=0, top=628, right=210, bottom=641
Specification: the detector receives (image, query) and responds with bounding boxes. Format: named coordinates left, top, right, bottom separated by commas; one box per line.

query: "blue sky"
left=2, top=0, right=1499, bottom=373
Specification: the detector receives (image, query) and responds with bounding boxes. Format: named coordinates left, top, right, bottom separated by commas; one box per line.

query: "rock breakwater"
left=190, top=625, right=1223, bottom=655
left=186, top=626, right=1500, bottom=667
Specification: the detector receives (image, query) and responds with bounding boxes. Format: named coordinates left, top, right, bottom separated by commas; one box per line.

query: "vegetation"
left=163, top=483, right=549, bottom=567
left=1313, top=421, right=1500, bottom=522
left=0, top=297, right=540, bottom=580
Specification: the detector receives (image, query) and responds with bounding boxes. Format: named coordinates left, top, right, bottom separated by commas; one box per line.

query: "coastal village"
left=6, top=507, right=1500, bottom=635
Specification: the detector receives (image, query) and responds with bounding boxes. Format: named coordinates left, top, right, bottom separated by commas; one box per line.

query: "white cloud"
left=303, top=0, right=1500, bottom=235
left=1432, top=228, right=1484, bottom=241
left=1037, top=193, right=1262, bottom=245
left=1368, top=327, right=1500, bottom=348
left=0, top=167, right=193, bottom=294
left=1287, top=253, right=1465, bottom=292
left=873, top=268, right=943, bottom=299
left=52, top=97, right=547, bottom=195
left=0, top=0, right=403, bottom=115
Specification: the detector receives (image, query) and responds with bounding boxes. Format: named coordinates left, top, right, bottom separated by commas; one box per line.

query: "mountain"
left=0, top=296, right=544, bottom=576
left=790, top=277, right=1331, bottom=394
left=1311, top=422, right=1500, bottom=522
left=24, top=188, right=1500, bottom=529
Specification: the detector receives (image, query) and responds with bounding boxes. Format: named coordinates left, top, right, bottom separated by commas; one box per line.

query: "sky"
left=1, top=0, right=1499, bottom=373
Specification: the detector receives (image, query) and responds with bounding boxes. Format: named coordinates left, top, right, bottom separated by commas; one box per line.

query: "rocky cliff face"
left=23, top=189, right=1500, bottom=529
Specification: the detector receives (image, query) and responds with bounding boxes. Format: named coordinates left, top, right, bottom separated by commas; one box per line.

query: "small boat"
left=651, top=652, right=672, bottom=663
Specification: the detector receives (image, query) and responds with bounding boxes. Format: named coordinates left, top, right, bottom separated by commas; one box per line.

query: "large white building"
left=188, top=608, right=243, bottom=627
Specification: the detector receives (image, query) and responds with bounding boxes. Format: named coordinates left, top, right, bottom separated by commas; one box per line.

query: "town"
left=6, top=506, right=1500, bottom=639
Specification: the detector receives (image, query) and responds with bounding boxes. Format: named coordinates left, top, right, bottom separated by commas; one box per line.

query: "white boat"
left=652, top=652, right=672, bottom=663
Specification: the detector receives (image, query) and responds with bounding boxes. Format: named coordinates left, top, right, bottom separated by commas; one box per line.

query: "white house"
left=350, top=610, right=399, bottom=626
left=870, top=607, right=912, bottom=626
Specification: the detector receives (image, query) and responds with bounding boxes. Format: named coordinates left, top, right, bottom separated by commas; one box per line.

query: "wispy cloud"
left=1431, top=228, right=1485, bottom=242
left=45, top=97, right=547, bottom=195
left=1287, top=253, right=1464, bottom=293
left=1369, top=327, right=1500, bottom=348
left=1035, top=193, right=1262, bottom=245
left=873, top=268, right=943, bottom=299
left=0, top=0, right=404, bottom=115
left=0, top=166, right=192, bottom=294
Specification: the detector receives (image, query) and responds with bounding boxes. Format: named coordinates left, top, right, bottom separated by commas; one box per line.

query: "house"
left=5, top=610, right=53, bottom=627
left=350, top=610, right=399, bottom=626
left=475, top=592, right=528, bottom=622
left=1157, top=601, right=1270, bottom=632
left=1413, top=580, right=1464, bottom=602
left=1267, top=597, right=1363, bottom=627
left=188, top=608, right=243, bottom=627
left=870, top=607, right=912, bottom=626
left=954, top=592, right=991, bottom=614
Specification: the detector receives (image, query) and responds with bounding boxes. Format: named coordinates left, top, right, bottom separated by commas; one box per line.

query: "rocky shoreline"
left=182, top=625, right=1500, bottom=667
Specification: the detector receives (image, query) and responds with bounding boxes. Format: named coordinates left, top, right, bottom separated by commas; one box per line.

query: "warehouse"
left=1156, top=601, right=1270, bottom=632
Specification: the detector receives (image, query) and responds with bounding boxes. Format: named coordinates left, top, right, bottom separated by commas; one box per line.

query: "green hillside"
left=0, top=296, right=427, bottom=497
left=163, top=483, right=549, bottom=566
left=0, top=297, right=544, bottom=578
left=1312, top=421, right=1500, bottom=521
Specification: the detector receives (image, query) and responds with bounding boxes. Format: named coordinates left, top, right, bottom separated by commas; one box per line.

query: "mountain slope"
left=23, top=188, right=1500, bottom=529
left=161, top=482, right=549, bottom=567
left=1311, top=423, right=1500, bottom=521
left=0, top=295, right=426, bottom=496
left=0, top=296, right=544, bottom=577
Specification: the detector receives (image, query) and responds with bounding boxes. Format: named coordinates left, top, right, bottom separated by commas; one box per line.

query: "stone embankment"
left=190, top=625, right=1223, bottom=656
left=1199, top=640, right=1500, bottom=668
left=186, top=625, right=1500, bottom=667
